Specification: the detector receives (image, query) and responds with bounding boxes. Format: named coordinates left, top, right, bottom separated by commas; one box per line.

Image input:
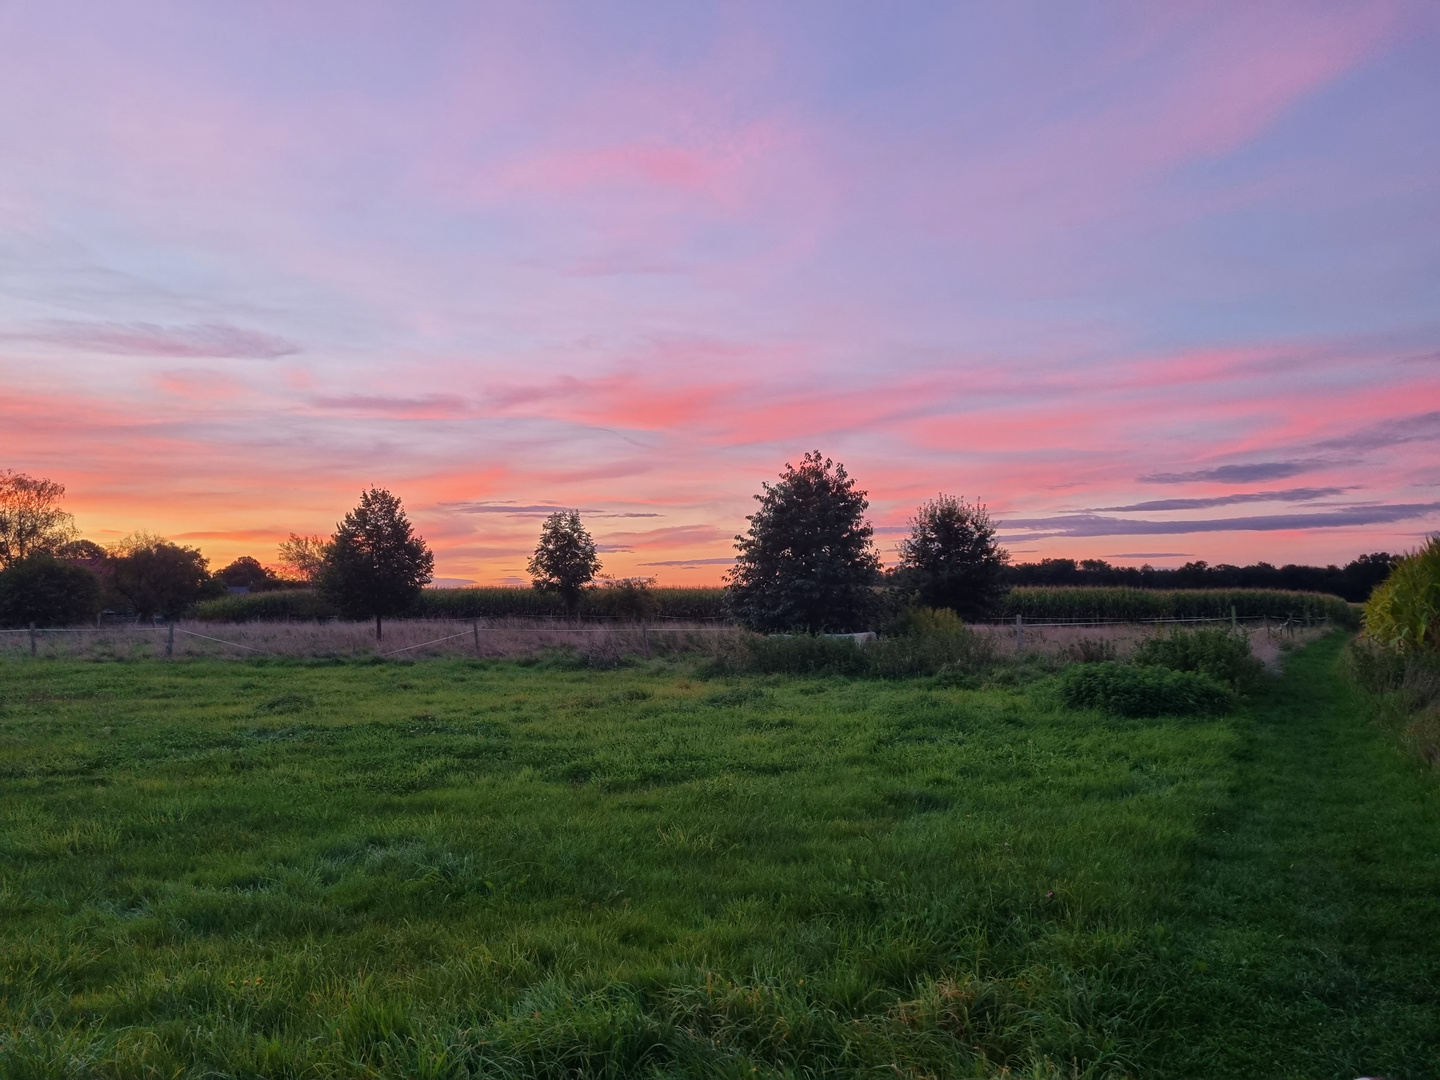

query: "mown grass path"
left=1156, top=632, right=1440, bottom=1078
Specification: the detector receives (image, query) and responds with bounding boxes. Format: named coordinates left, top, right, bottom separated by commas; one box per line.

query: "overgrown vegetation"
left=1, top=636, right=1437, bottom=1076
left=1363, top=535, right=1440, bottom=655
left=1060, top=661, right=1237, bottom=718
left=1132, top=627, right=1266, bottom=691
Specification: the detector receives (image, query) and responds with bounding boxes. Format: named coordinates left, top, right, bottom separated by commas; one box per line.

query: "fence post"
left=1230, top=605, right=1237, bottom=631
left=641, top=619, right=651, bottom=659
left=29, top=621, right=37, bottom=657
left=1015, top=614, right=1023, bottom=651
left=166, top=621, right=175, bottom=658
left=472, top=620, right=481, bottom=658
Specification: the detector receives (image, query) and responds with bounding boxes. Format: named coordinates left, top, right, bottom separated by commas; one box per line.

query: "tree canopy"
left=527, top=511, right=602, bottom=618
left=216, top=556, right=281, bottom=591
left=319, top=489, right=434, bottom=637
left=108, top=534, right=217, bottom=620
left=0, top=553, right=102, bottom=627
left=0, top=471, right=75, bottom=568
left=728, top=451, right=880, bottom=633
left=276, top=533, right=331, bottom=584
left=893, top=494, right=1010, bottom=620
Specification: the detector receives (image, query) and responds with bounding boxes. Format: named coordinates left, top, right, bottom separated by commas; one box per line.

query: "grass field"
left=1, top=635, right=1437, bottom=1077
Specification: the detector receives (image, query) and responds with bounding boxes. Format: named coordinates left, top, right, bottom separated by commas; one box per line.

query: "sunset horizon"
left=4, top=2, right=1437, bottom=586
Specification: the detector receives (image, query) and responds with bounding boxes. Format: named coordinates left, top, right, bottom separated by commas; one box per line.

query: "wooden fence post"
left=1015, top=614, right=1023, bottom=651
left=1230, top=605, right=1237, bottom=631
left=641, top=619, right=651, bottom=659
left=166, top=621, right=175, bottom=658
left=29, top=621, right=37, bottom=657
left=472, top=620, right=481, bottom=658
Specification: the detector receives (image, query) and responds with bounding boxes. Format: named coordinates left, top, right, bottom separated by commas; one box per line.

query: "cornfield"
left=997, top=587, right=1357, bottom=627
left=194, top=586, right=730, bottom=623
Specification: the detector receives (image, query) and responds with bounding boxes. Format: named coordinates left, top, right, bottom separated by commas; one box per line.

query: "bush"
left=1059, top=662, right=1237, bottom=718
left=868, top=607, right=999, bottom=677
left=740, top=634, right=872, bottom=676
left=1363, top=536, right=1440, bottom=655
left=1132, top=627, right=1266, bottom=691
left=0, top=553, right=102, bottom=627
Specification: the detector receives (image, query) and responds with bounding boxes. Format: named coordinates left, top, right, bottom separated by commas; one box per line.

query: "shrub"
left=0, top=553, right=102, bottom=627
left=1363, top=536, right=1440, bottom=655
left=741, top=634, right=872, bottom=676
left=1059, top=662, right=1237, bottom=718
left=1132, top=627, right=1266, bottom=691
left=868, top=607, right=998, bottom=677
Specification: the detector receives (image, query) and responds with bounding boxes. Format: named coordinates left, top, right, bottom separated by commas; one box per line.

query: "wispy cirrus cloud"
left=441, top=501, right=661, bottom=518
left=1138, top=461, right=1332, bottom=484
left=2, top=320, right=298, bottom=359
left=1002, top=502, right=1440, bottom=540
left=1089, top=487, right=1349, bottom=512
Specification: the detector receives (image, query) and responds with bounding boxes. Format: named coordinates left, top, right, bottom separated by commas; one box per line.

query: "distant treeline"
left=998, top=587, right=1356, bottom=627
left=999, top=554, right=1395, bottom=603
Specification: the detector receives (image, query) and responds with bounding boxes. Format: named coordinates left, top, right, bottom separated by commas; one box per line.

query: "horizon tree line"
left=0, top=463, right=1405, bottom=632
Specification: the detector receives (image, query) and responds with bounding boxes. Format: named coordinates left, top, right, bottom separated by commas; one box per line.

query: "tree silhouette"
left=893, top=494, right=1009, bottom=620
left=109, top=534, right=217, bottom=620
left=728, top=451, right=880, bottom=633
left=527, top=511, right=602, bottom=619
left=0, top=471, right=75, bottom=568
left=0, top=553, right=102, bottom=627
left=319, top=489, right=434, bottom=639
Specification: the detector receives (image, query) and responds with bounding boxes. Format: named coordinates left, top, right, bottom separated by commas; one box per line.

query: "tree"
left=108, top=533, right=217, bottom=620
left=216, top=556, right=280, bottom=591
left=276, top=533, right=331, bottom=584
left=728, top=451, right=881, bottom=633
left=319, top=488, right=434, bottom=639
left=527, top=511, right=602, bottom=619
left=893, top=494, right=1010, bottom=620
left=0, top=471, right=76, bottom=568
left=0, top=553, right=102, bottom=627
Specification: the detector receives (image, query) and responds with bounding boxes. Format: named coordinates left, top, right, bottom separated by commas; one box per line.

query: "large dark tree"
left=893, top=494, right=1010, bottom=620
left=527, top=510, right=602, bottom=619
left=0, top=553, right=102, bottom=627
left=728, top=451, right=881, bottom=633
left=109, top=534, right=218, bottom=620
left=319, top=488, right=434, bottom=639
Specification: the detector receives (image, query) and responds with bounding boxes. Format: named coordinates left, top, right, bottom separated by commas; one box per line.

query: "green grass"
left=0, top=636, right=1436, bottom=1077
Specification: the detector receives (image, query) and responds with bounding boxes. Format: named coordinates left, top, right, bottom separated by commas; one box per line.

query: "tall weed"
left=1132, top=627, right=1266, bottom=691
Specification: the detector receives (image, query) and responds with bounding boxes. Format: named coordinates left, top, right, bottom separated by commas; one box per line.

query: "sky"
left=1, top=2, right=1438, bottom=585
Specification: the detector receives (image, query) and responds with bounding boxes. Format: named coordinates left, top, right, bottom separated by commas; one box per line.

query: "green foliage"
left=867, top=606, right=1000, bottom=677
left=526, top=510, right=602, bottom=617
left=893, top=494, right=1010, bottom=619
left=1060, top=661, right=1237, bottom=718
left=728, top=451, right=881, bottom=633
left=599, top=576, right=658, bottom=621
left=736, top=633, right=872, bottom=675
left=1363, top=535, right=1440, bottom=654
left=319, top=489, right=434, bottom=632
left=1003, top=586, right=1357, bottom=627
left=0, top=553, right=101, bottom=627
left=1132, top=627, right=1266, bottom=691
left=109, top=533, right=219, bottom=619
